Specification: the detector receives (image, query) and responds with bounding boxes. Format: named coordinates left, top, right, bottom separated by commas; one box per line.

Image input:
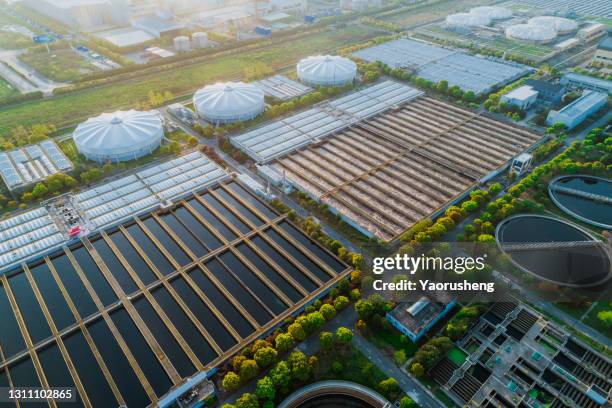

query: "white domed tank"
left=470, top=6, right=513, bottom=20
left=528, top=16, right=578, bottom=35
left=506, top=23, right=557, bottom=43
left=192, top=32, right=208, bottom=49
left=193, top=81, right=265, bottom=124
left=73, top=110, right=163, bottom=163
left=174, top=35, right=191, bottom=52
left=445, top=12, right=491, bottom=28
left=297, top=55, right=357, bottom=87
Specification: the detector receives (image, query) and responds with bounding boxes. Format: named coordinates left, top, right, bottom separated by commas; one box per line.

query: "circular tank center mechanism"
left=224, top=85, right=234, bottom=92
left=110, top=116, right=123, bottom=125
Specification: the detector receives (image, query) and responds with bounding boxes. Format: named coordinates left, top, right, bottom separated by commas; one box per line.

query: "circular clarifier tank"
left=549, top=175, right=612, bottom=229
left=496, top=214, right=612, bottom=288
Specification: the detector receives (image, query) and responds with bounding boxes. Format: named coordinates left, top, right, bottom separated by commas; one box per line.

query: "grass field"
left=414, top=24, right=554, bottom=62
left=0, top=9, right=37, bottom=49
left=0, top=77, right=18, bottom=100
left=19, top=48, right=97, bottom=82
left=0, top=25, right=382, bottom=134
left=380, top=0, right=494, bottom=27
left=583, top=301, right=612, bottom=340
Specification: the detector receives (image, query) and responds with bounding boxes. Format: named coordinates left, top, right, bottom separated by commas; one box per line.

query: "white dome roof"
left=73, top=110, right=163, bottom=162
left=470, top=6, right=512, bottom=20
left=297, top=55, right=356, bottom=86
left=528, top=16, right=578, bottom=34
left=506, top=23, right=557, bottom=42
left=193, top=81, right=265, bottom=124
left=446, top=12, right=491, bottom=27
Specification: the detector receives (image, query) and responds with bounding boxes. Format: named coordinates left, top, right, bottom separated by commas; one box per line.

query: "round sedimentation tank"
left=193, top=81, right=265, bottom=124
left=549, top=175, right=612, bottom=229
left=73, top=110, right=163, bottom=163
left=446, top=12, right=491, bottom=28
left=505, top=23, right=557, bottom=43
left=496, top=214, right=612, bottom=288
left=278, top=381, right=388, bottom=408
left=297, top=55, right=357, bottom=87
left=470, top=6, right=513, bottom=20
left=528, top=16, right=578, bottom=34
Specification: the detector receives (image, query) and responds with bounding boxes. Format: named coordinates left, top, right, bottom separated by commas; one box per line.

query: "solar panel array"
left=0, top=207, right=64, bottom=270
left=232, top=81, right=423, bottom=163
left=74, top=151, right=229, bottom=229
left=0, top=141, right=73, bottom=191
left=515, top=0, right=611, bottom=18
left=253, top=75, right=313, bottom=101
left=353, top=38, right=533, bottom=94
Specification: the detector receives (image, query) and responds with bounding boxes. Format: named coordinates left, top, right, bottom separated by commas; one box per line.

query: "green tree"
left=255, top=376, right=276, bottom=401
left=394, top=350, right=407, bottom=366
left=400, top=396, right=418, bottom=408
left=355, top=299, right=374, bottom=321
left=254, top=347, right=278, bottom=368
left=270, top=361, right=291, bottom=392
left=597, top=310, right=612, bottom=328
left=288, top=322, right=306, bottom=341
left=333, top=295, right=349, bottom=311
left=319, top=331, right=334, bottom=351
left=232, top=355, right=247, bottom=372
left=306, top=311, right=325, bottom=331
left=188, top=136, right=198, bottom=147
left=32, top=183, right=48, bottom=199
left=436, top=80, right=448, bottom=94
left=239, top=359, right=259, bottom=382
left=275, top=333, right=294, bottom=352
left=236, top=393, right=259, bottom=408
left=461, top=200, right=479, bottom=212
left=335, top=327, right=353, bottom=344
left=288, top=351, right=310, bottom=382
left=222, top=371, right=241, bottom=392
left=320, top=304, right=337, bottom=321
left=378, top=377, right=399, bottom=396
left=410, top=362, right=425, bottom=377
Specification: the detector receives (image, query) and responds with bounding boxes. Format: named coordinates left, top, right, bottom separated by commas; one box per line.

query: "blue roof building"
left=546, top=90, right=608, bottom=129
left=560, top=73, right=612, bottom=95
left=386, top=293, right=456, bottom=342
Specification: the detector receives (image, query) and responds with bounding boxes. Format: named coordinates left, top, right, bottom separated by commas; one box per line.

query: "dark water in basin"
left=551, top=176, right=612, bottom=226
left=498, top=216, right=611, bottom=286
left=296, top=394, right=377, bottom=408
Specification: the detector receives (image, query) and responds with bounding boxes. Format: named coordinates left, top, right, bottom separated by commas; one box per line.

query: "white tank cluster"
left=174, top=35, right=191, bottom=52
left=297, top=55, right=357, bottom=87
left=73, top=110, right=164, bottom=163
left=192, top=32, right=209, bottom=49
left=446, top=6, right=512, bottom=29
left=506, top=15, right=578, bottom=43
left=193, top=82, right=265, bottom=124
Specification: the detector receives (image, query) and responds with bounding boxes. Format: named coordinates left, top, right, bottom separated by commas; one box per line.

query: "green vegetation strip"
left=0, top=25, right=381, bottom=134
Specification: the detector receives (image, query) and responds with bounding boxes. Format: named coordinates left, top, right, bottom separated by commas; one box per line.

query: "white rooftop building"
left=73, top=110, right=164, bottom=163
left=297, top=55, right=357, bottom=87
left=193, top=82, right=265, bottom=124
left=445, top=12, right=491, bottom=28
left=547, top=90, right=608, bottom=129
left=469, top=6, right=513, bottom=20
left=501, top=85, right=539, bottom=110
left=527, top=16, right=578, bottom=35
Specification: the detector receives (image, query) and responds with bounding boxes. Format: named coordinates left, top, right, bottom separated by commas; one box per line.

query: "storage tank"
left=297, top=55, right=357, bottom=87
left=506, top=23, right=557, bottom=43
left=445, top=12, right=491, bottom=28
left=528, top=16, right=578, bottom=35
left=192, top=32, right=208, bottom=48
left=470, top=6, right=512, bottom=20
left=193, top=82, right=265, bottom=124
left=174, top=35, right=191, bottom=52
left=73, top=110, right=164, bottom=163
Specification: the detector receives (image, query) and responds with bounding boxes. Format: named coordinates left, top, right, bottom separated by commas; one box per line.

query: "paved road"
left=0, top=58, right=37, bottom=93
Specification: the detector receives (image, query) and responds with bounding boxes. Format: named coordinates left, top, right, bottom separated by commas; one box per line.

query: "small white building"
left=511, top=153, right=532, bottom=176
left=501, top=85, right=539, bottom=110
left=577, top=23, right=606, bottom=40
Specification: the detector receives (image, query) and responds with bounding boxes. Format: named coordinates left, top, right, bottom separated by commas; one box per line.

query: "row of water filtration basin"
left=0, top=181, right=348, bottom=408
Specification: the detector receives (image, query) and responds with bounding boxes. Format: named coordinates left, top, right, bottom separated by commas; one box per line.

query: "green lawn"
left=369, top=327, right=419, bottom=358
left=583, top=301, right=612, bottom=340
left=0, top=77, right=18, bottom=100
left=0, top=31, right=33, bottom=49
left=0, top=25, right=382, bottom=134
left=19, top=48, right=97, bottom=82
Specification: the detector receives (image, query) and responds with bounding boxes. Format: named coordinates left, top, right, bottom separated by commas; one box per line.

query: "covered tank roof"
left=470, top=6, right=512, bottom=20
left=193, top=81, right=264, bottom=122
left=297, top=55, right=357, bottom=86
left=445, top=12, right=491, bottom=27
left=528, top=16, right=578, bottom=33
left=506, top=23, right=557, bottom=42
left=73, top=110, right=163, bottom=156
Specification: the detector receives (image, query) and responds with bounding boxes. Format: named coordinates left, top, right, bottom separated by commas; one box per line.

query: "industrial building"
left=560, top=72, right=612, bottom=95
left=73, top=110, right=164, bottom=163
left=430, top=298, right=612, bottom=407
left=235, top=81, right=540, bottom=241
left=524, top=79, right=566, bottom=104
left=22, top=0, right=130, bottom=30
left=386, top=293, right=456, bottom=342
left=0, top=141, right=73, bottom=191
left=193, top=82, right=265, bottom=124
left=577, top=23, right=607, bottom=40
left=296, top=55, right=357, bottom=87
left=513, top=0, right=611, bottom=19
left=546, top=90, right=608, bottom=129
left=132, top=15, right=185, bottom=38
left=445, top=6, right=512, bottom=29
left=592, top=35, right=612, bottom=69
left=352, top=38, right=533, bottom=95
left=501, top=85, right=539, bottom=110
left=173, top=35, right=191, bottom=52
left=0, top=164, right=350, bottom=407
left=191, top=6, right=253, bottom=29
left=94, top=27, right=155, bottom=48
left=254, top=75, right=313, bottom=101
